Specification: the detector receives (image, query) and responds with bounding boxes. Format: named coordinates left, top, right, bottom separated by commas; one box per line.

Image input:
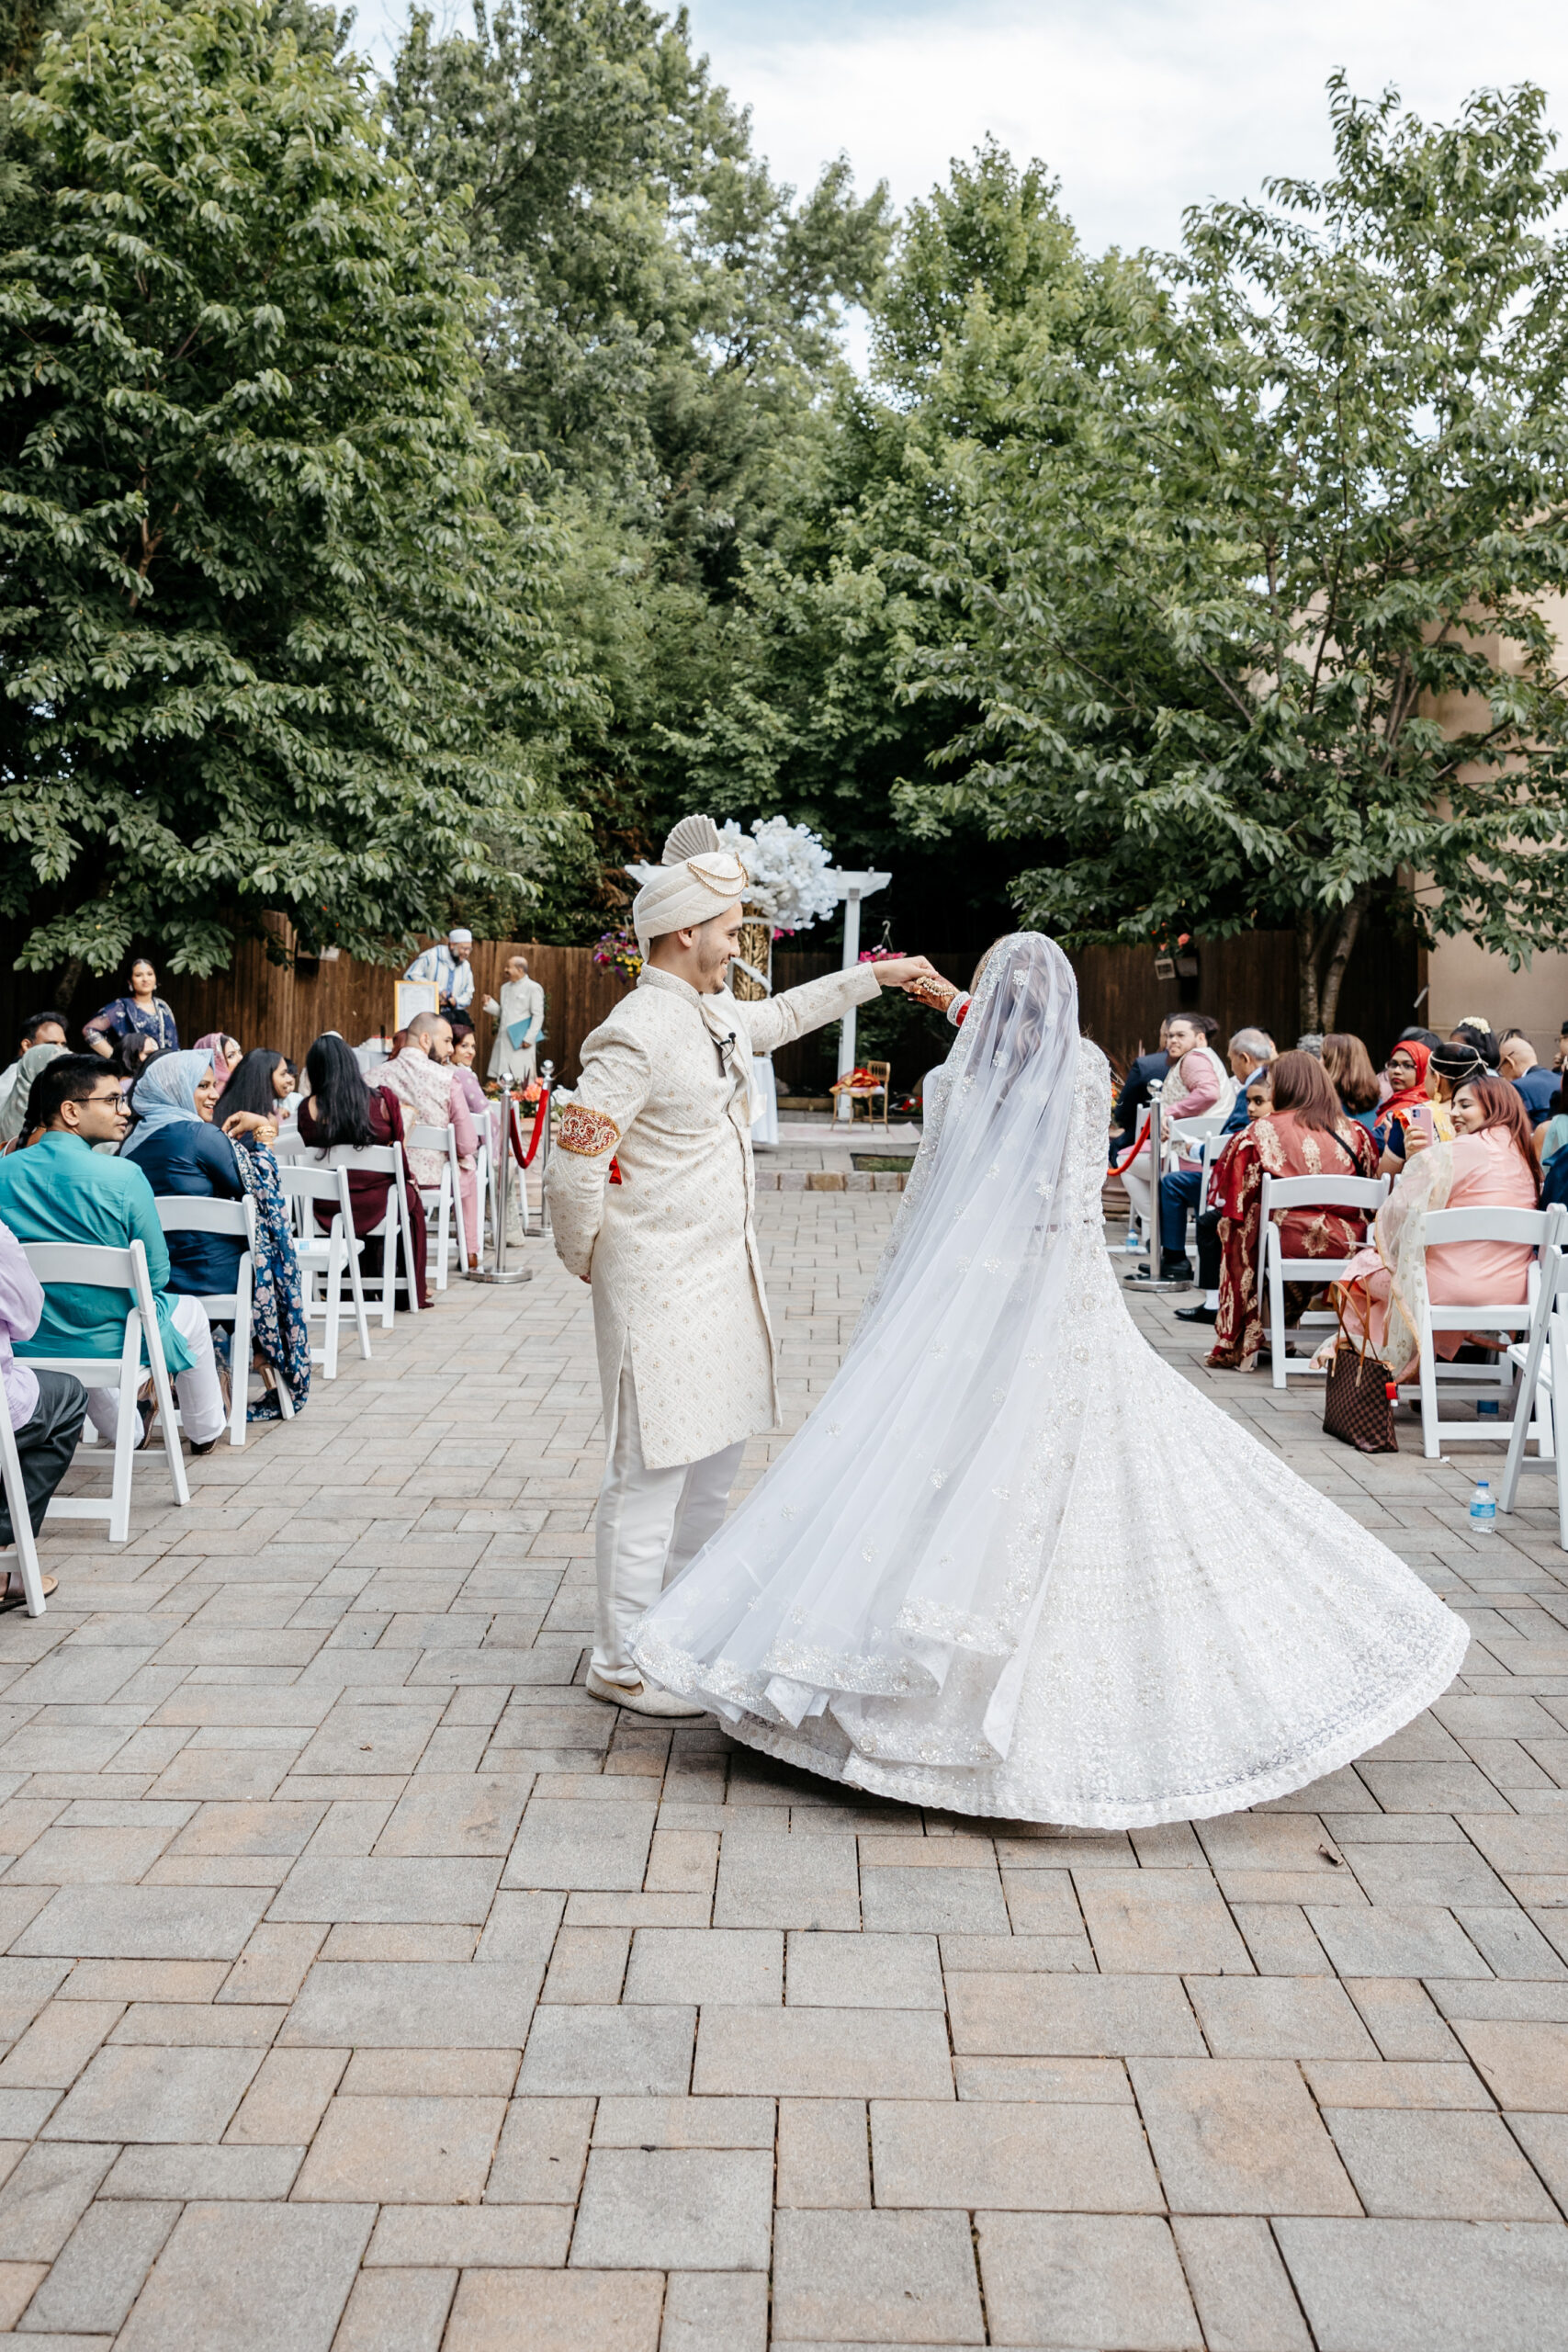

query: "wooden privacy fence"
left=0, top=918, right=1419, bottom=1094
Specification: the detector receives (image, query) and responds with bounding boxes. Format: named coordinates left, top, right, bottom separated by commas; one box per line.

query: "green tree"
left=898, top=81, right=1568, bottom=1030
left=384, top=0, right=892, bottom=935
left=0, top=0, right=580, bottom=993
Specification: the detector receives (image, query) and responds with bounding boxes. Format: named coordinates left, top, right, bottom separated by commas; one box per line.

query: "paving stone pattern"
left=0, top=1189, right=1562, bottom=2346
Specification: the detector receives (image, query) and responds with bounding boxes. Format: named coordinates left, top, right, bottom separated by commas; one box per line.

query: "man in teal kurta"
left=0, top=1057, right=225, bottom=1448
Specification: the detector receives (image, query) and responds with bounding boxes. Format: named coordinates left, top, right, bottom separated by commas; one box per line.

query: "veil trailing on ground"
left=633, top=932, right=1089, bottom=1766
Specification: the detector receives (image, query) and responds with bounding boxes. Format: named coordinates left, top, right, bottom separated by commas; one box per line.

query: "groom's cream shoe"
left=585, top=1666, right=707, bottom=1719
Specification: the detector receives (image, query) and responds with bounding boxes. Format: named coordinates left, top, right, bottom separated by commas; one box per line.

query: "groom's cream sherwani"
left=547, top=961, right=880, bottom=1471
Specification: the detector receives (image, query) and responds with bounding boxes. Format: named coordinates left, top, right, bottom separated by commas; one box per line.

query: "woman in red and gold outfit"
left=1206, top=1050, right=1379, bottom=1371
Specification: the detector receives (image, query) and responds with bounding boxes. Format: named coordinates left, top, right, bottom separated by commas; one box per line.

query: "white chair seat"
left=21, top=1239, right=189, bottom=1544
left=153, top=1196, right=276, bottom=1445
left=1405, top=1204, right=1563, bottom=1459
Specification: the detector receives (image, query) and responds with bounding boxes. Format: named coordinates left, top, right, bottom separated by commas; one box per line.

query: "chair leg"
left=323, top=1237, right=343, bottom=1382
left=109, top=1377, right=138, bottom=1544
left=1269, top=1244, right=1287, bottom=1392
left=0, top=1448, right=45, bottom=1617
left=346, top=1239, right=371, bottom=1361
left=1420, top=1327, right=1441, bottom=1460
left=229, top=1293, right=249, bottom=1447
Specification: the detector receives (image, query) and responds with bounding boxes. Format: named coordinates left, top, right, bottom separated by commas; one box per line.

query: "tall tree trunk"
left=50, top=957, right=85, bottom=1016
left=1295, top=909, right=1320, bottom=1035
left=1319, top=887, right=1371, bottom=1034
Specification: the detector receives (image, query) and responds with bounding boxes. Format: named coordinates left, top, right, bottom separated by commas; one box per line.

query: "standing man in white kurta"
left=546, top=817, right=940, bottom=1716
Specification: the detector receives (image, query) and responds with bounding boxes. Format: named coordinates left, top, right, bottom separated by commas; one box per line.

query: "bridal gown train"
left=629, top=934, right=1469, bottom=1827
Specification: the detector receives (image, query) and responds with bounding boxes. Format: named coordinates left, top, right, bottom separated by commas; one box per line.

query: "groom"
left=546, top=817, right=941, bottom=1716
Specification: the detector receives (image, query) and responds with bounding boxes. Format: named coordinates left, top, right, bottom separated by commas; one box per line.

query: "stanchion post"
left=538, top=1060, right=555, bottom=1240
left=469, top=1081, right=530, bottom=1284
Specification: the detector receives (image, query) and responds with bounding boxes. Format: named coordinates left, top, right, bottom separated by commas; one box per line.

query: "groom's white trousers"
left=593, top=1363, right=745, bottom=1683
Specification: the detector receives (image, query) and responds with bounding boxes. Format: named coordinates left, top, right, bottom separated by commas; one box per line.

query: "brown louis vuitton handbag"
left=1322, top=1295, right=1398, bottom=1453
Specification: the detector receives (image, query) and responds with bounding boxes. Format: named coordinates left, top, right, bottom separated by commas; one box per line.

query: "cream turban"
left=632, top=847, right=750, bottom=956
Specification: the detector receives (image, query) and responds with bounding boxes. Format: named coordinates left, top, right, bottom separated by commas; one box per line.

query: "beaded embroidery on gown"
left=629, top=934, right=1470, bottom=1827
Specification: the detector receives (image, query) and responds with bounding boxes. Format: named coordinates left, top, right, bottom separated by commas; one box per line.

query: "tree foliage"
left=0, top=0, right=578, bottom=984
left=895, top=81, right=1568, bottom=1027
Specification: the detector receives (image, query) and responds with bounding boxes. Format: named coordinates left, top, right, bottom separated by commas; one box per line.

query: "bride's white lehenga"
left=629, top=935, right=1469, bottom=1827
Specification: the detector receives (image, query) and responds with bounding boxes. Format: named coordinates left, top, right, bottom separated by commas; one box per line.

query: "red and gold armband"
left=558, top=1102, right=621, bottom=1158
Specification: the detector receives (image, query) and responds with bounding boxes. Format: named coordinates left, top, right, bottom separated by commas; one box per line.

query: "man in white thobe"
left=546, top=819, right=938, bottom=1716
left=404, top=929, right=476, bottom=1023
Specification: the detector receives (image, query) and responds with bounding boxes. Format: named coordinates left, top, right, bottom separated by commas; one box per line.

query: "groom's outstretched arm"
left=545, top=1029, right=652, bottom=1280
left=740, top=957, right=943, bottom=1056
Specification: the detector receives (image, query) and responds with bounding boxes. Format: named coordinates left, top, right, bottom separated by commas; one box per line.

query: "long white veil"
left=634, top=932, right=1092, bottom=1768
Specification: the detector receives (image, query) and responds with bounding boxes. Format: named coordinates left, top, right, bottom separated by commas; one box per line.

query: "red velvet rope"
left=507, top=1090, right=550, bottom=1168
left=1108, top=1113, right=1151, bottom=1179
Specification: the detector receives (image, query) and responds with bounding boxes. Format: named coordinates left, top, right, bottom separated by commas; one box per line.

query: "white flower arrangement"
left=717, top=816, right=839, bottom=933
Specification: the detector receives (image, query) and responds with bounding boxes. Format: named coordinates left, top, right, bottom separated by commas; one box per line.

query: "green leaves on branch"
left=0, top=0, right=581, bottom=978
left=892, top=81, right=1568, bottom=1028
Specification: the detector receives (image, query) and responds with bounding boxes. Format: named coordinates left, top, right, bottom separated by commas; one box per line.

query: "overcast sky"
left=354, top=0, right=1568, bottom=257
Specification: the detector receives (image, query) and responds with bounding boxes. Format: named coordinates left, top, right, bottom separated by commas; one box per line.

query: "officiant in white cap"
left=403, top=928, right=476, bottom=1026
left=546, top=815, right=942, bottom=1716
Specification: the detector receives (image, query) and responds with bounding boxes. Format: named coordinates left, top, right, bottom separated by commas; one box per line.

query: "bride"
left=629, top=933, right=1469, bottom=1827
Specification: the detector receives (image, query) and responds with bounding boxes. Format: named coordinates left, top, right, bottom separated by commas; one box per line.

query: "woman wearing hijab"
left=192, top=1034, right=242, bottom=1092
left=121, top=1051, right=307, bottom=1421
left=0, top=1043, right=67, bottom=1153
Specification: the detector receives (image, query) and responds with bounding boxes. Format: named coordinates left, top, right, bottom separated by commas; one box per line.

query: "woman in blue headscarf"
left=120, top=1050, right=309, bottom=1421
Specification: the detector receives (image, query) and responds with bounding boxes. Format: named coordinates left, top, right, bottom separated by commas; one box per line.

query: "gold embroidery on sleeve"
left=558, top=1103, right=621, bottom=1158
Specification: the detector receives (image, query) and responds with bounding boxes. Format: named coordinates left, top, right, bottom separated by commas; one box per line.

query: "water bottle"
left=1470, top=1479, right=1496, bottom=1537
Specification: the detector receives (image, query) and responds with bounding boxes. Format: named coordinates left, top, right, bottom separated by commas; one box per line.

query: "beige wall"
left=1427, top=933, right=1568, bottom=1063
left=1420, top=589, right=1568, bottom=1064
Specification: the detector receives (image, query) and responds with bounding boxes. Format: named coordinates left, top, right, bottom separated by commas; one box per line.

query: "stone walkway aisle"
left=0, top=1195, right=1562, bottom=2346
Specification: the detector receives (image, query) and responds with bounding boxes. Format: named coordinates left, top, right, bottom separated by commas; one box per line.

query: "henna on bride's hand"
left=905, top=975, right=958, bottom=1012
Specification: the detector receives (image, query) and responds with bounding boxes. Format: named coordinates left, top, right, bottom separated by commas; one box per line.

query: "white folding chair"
left=21, top=1238, right=189, bottom=1542
left=1406, top=1205, right=1561, bottom=1459
left=1499, top=1210, right=1568, bottom=1547
left=309, top=1143, right=419, bottom=1324
left=1258, top=1173, right=1391, bottom=1391
left=270, top=1126, right=307, bottom=1163
left=278, top=1163, right=371, bottom=1376
left=0, top=1395, right=50, bottom=1616
left=406, top=1123, right=458, bottom=1289
left=154, top=1197, right=276, bottom=1445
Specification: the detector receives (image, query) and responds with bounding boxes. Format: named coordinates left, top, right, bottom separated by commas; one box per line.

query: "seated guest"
left=1332, top=1074, right=1539, bottom=1376
left=1205, top=1050, right=1380, bottom=1371
left=121, top=1051, right=306, bottom=1420
left=0, top=1012, right=67, bottom=1123
left=1110, top=1018, right=1171, bottom=1158
left=1450, top=1020, right=1501, bottom=1069
left=297, top=1035, right=431, bottom=1309
left=1537, top=1089, right=1568, bottom=1170
left=1499, top=1029, right=1558, bottom=1126
left=192, top=1033, right=242, bottom=1092
left=1155, top=1027, right=1274, bottom=1287
left=0, top=1057, right=227, bottom=1453
left=1379, top=1035, right=1489, bottom=1173
left=1322, top=1032, right=1382, bottom=1132
left=1122, top=1012, right=1235, bottom=1277
left=378, top=1012, right=480, bottom=1271
left=0, top=1042, right=67, bottom=1154
left=1174, top=1065, right=1277, bottom=1328
left=82, top=958, right=178, bottom=1058
left=0, top=1220, right=87, bottom=1606
left=112, top=1032, right=162, bottom=1081
left=216, top=1049, right=294, bottom=1128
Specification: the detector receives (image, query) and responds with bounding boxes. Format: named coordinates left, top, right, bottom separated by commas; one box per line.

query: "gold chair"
left=842, top=1060, right=891, bottom=1132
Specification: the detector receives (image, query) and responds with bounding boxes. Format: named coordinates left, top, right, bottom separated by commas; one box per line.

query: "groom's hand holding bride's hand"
left=871, top=956, right=955, bottom=1008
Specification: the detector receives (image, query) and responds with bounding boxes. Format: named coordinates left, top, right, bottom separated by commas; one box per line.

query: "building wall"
left=1427, top=934, right=1568, bottom=1061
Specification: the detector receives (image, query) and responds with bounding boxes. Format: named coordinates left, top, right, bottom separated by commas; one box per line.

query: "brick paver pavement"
left=0, top=1192, right=1563, bottom=2347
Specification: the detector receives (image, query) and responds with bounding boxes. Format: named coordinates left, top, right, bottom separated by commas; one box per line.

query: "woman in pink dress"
left=1332, top=1075, right=1539, bottom=1375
